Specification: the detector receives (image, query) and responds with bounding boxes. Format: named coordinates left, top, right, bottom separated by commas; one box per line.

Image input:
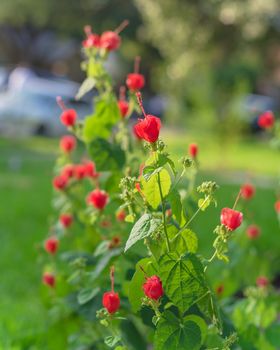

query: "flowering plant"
left=40, top=22, right=280, bottom=350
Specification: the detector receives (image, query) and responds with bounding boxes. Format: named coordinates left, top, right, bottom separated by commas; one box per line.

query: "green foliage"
left=141, top=168, right=171, bottom=209
left=124, top=214, right=161, bottom=252
left=158, top=253, right=207, bottom=313
left=154, top=311, right=206, bottom=350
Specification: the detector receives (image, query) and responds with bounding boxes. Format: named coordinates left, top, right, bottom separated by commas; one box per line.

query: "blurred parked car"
left=0, top=67, right=93, bottom=136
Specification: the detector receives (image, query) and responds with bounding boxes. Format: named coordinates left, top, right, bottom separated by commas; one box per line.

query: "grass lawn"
left=0, top=130, right=279, bottom=348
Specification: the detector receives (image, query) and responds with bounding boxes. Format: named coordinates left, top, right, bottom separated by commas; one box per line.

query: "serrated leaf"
left=124, top=214, right=161, bottom=252
left=159, top=253, right=207, bottom=313
left=76, top=77, right=96, bottom=100
left=128, top=258, right=157, bottom=312
left=88, top=138, right=125, bottom=171
left=154, top=311, right=205, bottom=350
left=77, top=287, right=100, bottom=305
left=141, top=169, right=171, bottom=209
left=170, top=228, right=198, bottom=254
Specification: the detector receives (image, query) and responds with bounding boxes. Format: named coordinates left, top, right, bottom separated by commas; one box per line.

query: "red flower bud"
left=53, top=174, right=68, bottom=191
left=165, top=208, right=172, bottom=218
left=44, top=237, right=59, bottom=255
left=100, top=31, right=120, bottom=51
left=189, top=143, right=198, bottom=158
left=74, top=164, right=87, bottom=180
left=246, top=224, right=260, bottom=239
left=60, top=109, right=77, bottom=127
left=256, top=276, right=269, bottom=288
left=60, top=135, right=76, bottom=153
left=258, top=111, right=275, bottom=129
left=102, top=291, right=120, bottom=313
left=87, top=189, right=109, bottom=210
left=99, top=20, right=128, bottom=51
left=116, top=209, right=126, bottom=222
left=143, top=275, right=164, bottom=300
left=60, top=213, right=73, bottom=228
left=126, top=73, right=145, bottom=91
left=108, top=235, right=121, bottom=249
left=220, top=208, right=243, bottom=231
left=42, top=272, right=56, bottom=288
left=216, top=284, right=224, bottom=296
left=83, top=161, right=99, bottom=179
left=61, top=164, right=75, bottom=179
left=240, top=183, right=255, bottom=200
left=118, top=100, right=129, bottom=118
left=103, top=266, right=120, bottom=313
left=275, top=200, right=280, bottom=213
left=83, top=26, right=100, bottom=48
left=134, top=92, right=161, bottom=143
left=56, top=96, right=77, bottom=127
left=126, top=57, right=145, bottom=91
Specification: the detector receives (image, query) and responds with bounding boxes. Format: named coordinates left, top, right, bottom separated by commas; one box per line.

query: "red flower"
left=189, top=143, right=198, bottom=158
left=118, top=100, right=129, bottom=118
left=165, top=208, right=172, bottom=218
left=143, top=275, right=164, bottom=300
left=60, top=135, right=76, bottom=153
left=126, top=73, right=145, bottom=91
left=240, top=183, right=255, bottom=200
left=102, top=266, right=120, bottom=314
left=256, top=276, right=269, bottom=288
left=134, top=92, right=161, bottom=143
left=133, top=124, right=142, bottom=140
left=56, top=96, right=77, bottom=127
left=275, top=200, right=280, bottom=213
left=116, top=209, right=126, bottom=222
left=126, top=56, right=145, bottom=91
left=246, top=224, right=260, bottom=239
left=258, top=111, right=275, bottom=129
left=60, top=109, right=77, bottom=127
left=61, top=164, right=75, bottom=179
left=220, top=208, right=243, bottom=231
left=60, top=214, right=73, bottom=228
left=100, top=219, right=111, bottom=228
left=83, top=25, right=100, bottom=48
left=44, top=237, right=59, bottom=255
left=216, top=284, right=224, bottom=296
left=42, top=272, right=56, bottom=288
left=99, top=20, right=128, bottom=51
left=74, top=164, right=87, bottom=180
left=87, top=189, right=109, bottom=210
left=84, top=161, right=99, bottom=179
left=102, top=291, right=120, bottom=313
left=53, top=175, right=68, bottom=191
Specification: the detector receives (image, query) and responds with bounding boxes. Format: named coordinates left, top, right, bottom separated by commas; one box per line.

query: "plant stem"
left=204, top=250, right=218, bottom=272
left=157, top=172, right=171, bottom=252
left=177, top=195, right=210, bottom=237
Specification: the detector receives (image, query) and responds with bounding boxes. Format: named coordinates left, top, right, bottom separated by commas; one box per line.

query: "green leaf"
left=167, top=189, right=182, bottom=224
left=154, top=311, right=206, bottom=350
left=124, top=214, right=161, bottom=252
left=141, top=168, right=171, bottom=209
left=197, top=290, right=222, bottom=332
left=77, top=287, right=100, bottom=305
left=105, top=335, right=121, bottom=347
left=159, top=253, right=207, bottom=313
left=128, top=257, right=157, bottom=312
left=143, top=165, right=163, bottom=181
left=170, top=228, right=198, bottom=254
left=88, top=138, right=125, bottom=171
left=75, top=77, right=96, bottom=100
left=83, top=94, right=121, bottom=142
left=265, top=323, right=280, bottom=348
left=198, top=197, right=211, bottom=211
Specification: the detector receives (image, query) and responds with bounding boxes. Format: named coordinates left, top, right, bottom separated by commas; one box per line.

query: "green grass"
left=0, top=131, right=279, bottom=347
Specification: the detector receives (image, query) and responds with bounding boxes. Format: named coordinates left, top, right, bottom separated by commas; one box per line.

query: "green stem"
left=157, top=172, right=171, bottom=252
left=177, top=194, right=210, bottom=237
left=204, top=250, right=218, bottom=272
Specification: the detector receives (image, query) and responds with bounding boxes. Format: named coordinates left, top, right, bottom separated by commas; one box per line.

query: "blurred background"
left=1, top=0, right=280, bottom=348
